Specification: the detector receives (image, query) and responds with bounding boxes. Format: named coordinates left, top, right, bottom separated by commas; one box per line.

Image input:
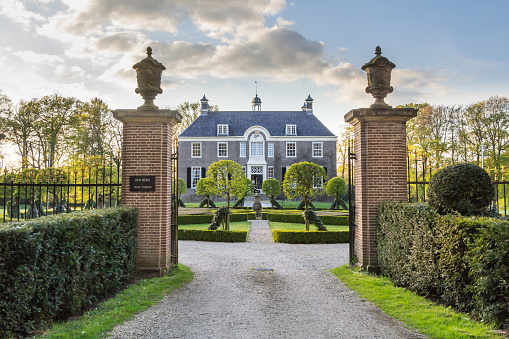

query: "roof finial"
left=255, top=80, right=258, bottom=96
left=375, top=46, right=381, bottom=56
left=147, top=46, right=153, bottom=58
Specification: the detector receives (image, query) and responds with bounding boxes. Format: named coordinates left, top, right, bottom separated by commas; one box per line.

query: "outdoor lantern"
left=132, top=47, right=166, bottom=110
left=361, top=46, right=396, bottom=108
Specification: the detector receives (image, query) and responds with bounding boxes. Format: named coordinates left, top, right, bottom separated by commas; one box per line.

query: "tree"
left=171, top=101, right=219, bottom=138
left=233, top=177, right=254, bottom=208
left=207, top=160, right=247, bottom=230
left=336, top=126, right=353, bottom=179
left=177, top=177, right=186, bottom=207
left=196, top=176, right=218, bottom=208
left=283, top=162, right=327, bottom=231
left=262, top=178, right=282, bottom=209
left=326, top=177, right=348, bottom=210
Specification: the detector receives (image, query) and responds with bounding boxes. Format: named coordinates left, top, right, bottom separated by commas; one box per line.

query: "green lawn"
left=269, top=221, right=348, bottom=231
left=179, top=221, right=251, bottom=232
left=36, top=264, right=193, bottom=339
left=331, top=265, right=503, bottom=339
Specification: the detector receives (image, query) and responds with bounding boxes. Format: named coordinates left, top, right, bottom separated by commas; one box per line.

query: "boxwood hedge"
left=178, top=212, right=256, bottom=225
left=263, top=212, right=348, bottom=225
left=378, top=201, right=509, bottom=329
left=0, top=207, right=138, bottom=338
left=272, top=230, right=348, bottom=243
left=178, top=229, right=247, bottom=242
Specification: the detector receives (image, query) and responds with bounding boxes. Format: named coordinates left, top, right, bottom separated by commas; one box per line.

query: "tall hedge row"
left=378, top=202, right=509, bottom=329
left=0, top=207, right=138, bottom=338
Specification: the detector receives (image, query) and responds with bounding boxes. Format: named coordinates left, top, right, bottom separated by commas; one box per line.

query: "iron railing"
left=1, top=160, right=121, bottom=223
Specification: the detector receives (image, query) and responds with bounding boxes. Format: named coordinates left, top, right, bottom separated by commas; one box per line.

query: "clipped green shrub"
left=178, top=214, right=213, bottom=225
left=427, top=163, right=495, bottom=215
left=296, top=200, right=316, bottom=210
left=378, top=201, right=509, bottom=329
left=178, top=212, right=255, bottom=225
left=198, top=198, right=216, bottom=208
left=178, top=229, right=247, bottom=242
left=303, top=209, right=327, bottom=231
left=272, top=230, right=348, bottom=243
left=0, top=207, right=138, bottom=338
left=264, top=212, right=347, bottom=225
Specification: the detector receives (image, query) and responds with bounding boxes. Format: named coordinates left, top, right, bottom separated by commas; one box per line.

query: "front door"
left=251, top=174, right=263, bottom=193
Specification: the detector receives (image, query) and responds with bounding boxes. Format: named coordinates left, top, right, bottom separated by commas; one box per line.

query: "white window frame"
left=286, top=124, right=296, bottom=136
left=240, top=142, right=246, bottom=157
left=312, top=142, right=323, bottom=158
left=191, top=142, right=202, bottom=158
left=217, top=142, right=228, bottom=157
left=267, top=143, right=274, bottom=157
left=286, top=142, right=296, bottom=157
left=250, top=142, right=264, bottom=157
left=217, top=124, right=229, bottom=136
left=313, top=175, right=325, bottom=189
left=267, top=166, right=274, bottom=179
left=191, top=166, right=201, bottom=189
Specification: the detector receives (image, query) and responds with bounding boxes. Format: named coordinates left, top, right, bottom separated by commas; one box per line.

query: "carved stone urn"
left=252, top=193, right=262, bottom=219
left=361, top=46, right=396, bottom=108
left=132, top=47, right=166, bottom=110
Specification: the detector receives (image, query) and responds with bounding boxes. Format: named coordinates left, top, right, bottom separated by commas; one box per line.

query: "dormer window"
left=217, top=124, right=229, bottom=136
left=286, top=124, right=296, bottom=136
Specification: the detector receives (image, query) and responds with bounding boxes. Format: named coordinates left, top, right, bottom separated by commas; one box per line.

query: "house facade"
left=178, top=94, right=337, bottom=202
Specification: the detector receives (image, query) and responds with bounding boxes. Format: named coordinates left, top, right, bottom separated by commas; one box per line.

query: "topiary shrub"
left=427, top=163, right=495, bottom=215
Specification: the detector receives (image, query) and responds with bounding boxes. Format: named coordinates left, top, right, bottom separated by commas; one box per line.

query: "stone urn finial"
left=132, top=47, right=166, bottom=110
left=361, top=46, right=396, bottom=109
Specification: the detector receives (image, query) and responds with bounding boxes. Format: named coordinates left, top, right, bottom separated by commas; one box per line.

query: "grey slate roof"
left=179, top=111, right=335, bottom=137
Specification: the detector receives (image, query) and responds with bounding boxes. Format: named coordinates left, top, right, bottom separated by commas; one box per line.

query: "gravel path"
left=109, top=221, right=423, bottom=338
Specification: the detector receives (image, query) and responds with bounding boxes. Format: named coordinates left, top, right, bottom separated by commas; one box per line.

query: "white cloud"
left=276, top=16, right=294, bottom=27
left=0, top=0, right=44, bottom=28
left=13, top=50, right=63, bottom=64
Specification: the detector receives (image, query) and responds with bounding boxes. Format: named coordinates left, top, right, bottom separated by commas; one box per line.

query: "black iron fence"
left=407, top=155, right=509, bottom=215
left=1, top=161, right=121, bottom=223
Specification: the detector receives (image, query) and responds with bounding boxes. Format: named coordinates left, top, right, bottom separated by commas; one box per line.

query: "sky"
left=1, top=0, right=509, bottom=137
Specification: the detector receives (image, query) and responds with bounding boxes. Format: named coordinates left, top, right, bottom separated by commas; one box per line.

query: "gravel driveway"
left=109, top=221, right=423, bottom=338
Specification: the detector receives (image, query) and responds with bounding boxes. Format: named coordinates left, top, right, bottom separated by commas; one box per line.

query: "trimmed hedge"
left=178, top=212, right=256, bottom=225
left=272, top=230, right=348, bottom=243
left=263, top=212, right=348, bottom=225
left=178, top=229, right=247, bottom=242
left=378, top=201, right=509, bottom=329
left=0, top=207, right=138, bottom=338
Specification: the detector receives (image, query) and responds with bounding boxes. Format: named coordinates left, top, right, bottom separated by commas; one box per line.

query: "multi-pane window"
left=240, top=142, right=246, bottom=157
left=191, top=167, right=201, bottom=189
left=217, top=124, right=229, bottom=135
left=217, top=142, right=228, bottom=157
left=286, top=142, right=296, bottom=157
left=267, top=143, right=274, bottom=157
left=191, top=142, right=201, bottom=158
left=313, top=175, right=324, bottom=189
left=250, top=142, right=263, bottom=156
left=312, top=142, right=323, bottom=157
left=286, top=124, right=296, bottom=135
left=267, top=166, right=274, bottom=179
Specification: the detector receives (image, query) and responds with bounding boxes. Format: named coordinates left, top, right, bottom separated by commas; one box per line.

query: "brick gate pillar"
left=113, top=109, right=181, bottom=275
left=344, top=47, right=417, bottom=272
left=345, top=108, right=416, bottom=272
left=113, top=47, right=182, bottom=275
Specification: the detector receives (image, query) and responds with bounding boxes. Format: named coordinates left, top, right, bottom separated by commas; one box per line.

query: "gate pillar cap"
left=113, top=108, right=182, bottom=125
left=344, top=107, right=417, bottom=124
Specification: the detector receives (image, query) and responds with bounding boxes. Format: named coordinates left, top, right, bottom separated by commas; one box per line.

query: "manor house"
left=178, top=94, right=337, bottom=201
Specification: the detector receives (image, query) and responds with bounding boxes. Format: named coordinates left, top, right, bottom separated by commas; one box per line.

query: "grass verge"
left=36, top=264, right=193, bottom=339
left=331, top=265, right=503, bottom=339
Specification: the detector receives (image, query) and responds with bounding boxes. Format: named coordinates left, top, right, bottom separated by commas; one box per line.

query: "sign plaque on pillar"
left=129, top=176, right=156, bottom=192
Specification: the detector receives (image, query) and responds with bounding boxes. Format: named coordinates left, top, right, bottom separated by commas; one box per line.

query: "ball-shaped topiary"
left=427, top=163, right=495, bottom=215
